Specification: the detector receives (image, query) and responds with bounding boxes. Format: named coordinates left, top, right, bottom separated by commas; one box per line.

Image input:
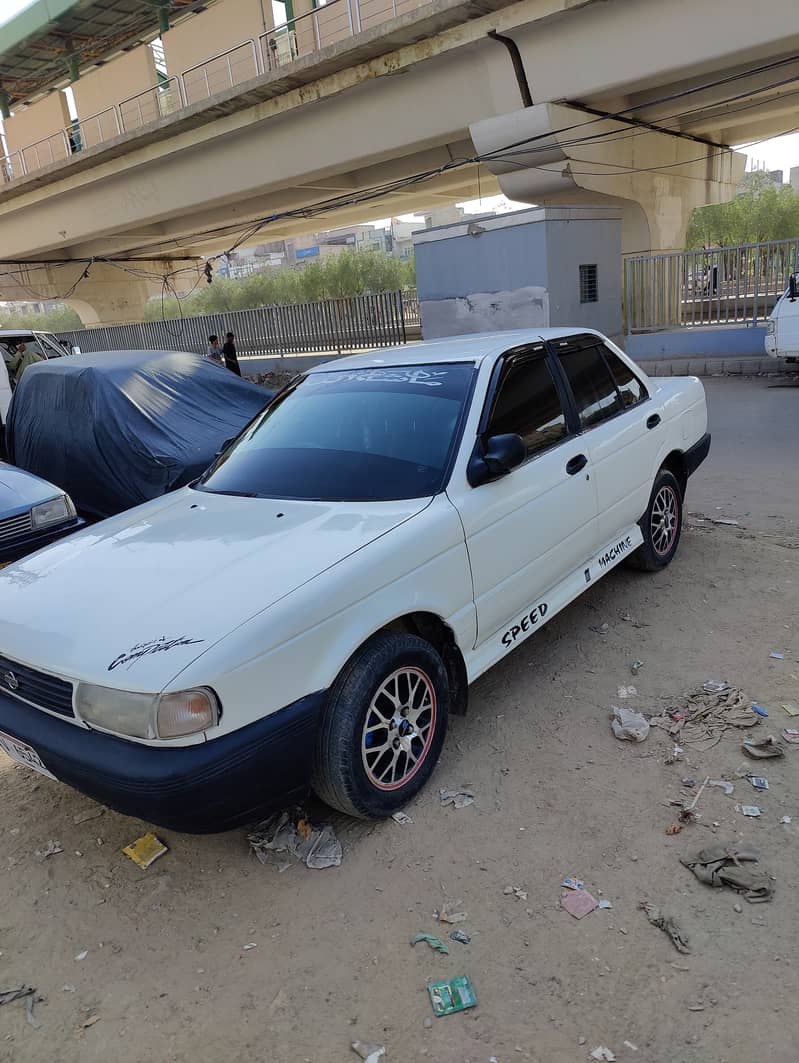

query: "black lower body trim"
left=685, top=433, right=710, bottom=477
left=0, top=689, right=325, bottom=833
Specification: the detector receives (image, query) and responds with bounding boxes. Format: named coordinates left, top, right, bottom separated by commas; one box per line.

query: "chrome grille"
left=0, top=654, right=74, bottom=718
left=0, top=511, right=32, bottom=543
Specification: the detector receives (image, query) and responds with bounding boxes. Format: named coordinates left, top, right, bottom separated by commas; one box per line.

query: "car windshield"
left=196, top=362, right=475, bottom=502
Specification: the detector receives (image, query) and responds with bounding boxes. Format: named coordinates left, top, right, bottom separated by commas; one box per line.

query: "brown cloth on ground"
left=680, top=842, right=773, bottom=903
left=650, top=687, right=758, bottom=751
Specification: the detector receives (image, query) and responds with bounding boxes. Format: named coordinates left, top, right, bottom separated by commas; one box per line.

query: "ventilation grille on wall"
left=579, top=263, right=598, bottom=303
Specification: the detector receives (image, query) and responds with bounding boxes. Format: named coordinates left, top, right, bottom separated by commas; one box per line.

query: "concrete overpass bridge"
left=0, top=0, right=797, bottom=323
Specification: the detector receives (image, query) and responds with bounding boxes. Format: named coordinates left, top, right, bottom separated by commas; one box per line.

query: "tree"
left=686, top=173, right=799, bottom=248
left=0, top=305, right=83, bottom=331
left=143, top=249, right=416, bottom=322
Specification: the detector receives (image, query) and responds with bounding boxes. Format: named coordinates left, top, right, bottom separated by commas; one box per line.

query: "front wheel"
left=313, top=632, right=449, bottom=818
left=628, top=468, right=683, bottom=571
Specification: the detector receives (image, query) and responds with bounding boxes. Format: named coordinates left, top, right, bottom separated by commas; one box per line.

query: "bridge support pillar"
left=471, top=103, right=747, bottom=256
left=0, top=259, right=203, bottom=327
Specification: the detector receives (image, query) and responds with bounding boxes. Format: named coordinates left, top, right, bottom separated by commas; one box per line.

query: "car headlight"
left=31, top=494, right=76, bottom=529
left=766, top=319, right=776, bottom=335
left=75, top=684, right=219, bottom=740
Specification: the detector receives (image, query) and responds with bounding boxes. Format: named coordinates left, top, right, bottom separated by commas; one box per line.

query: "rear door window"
left=601, top=346, right=648, bottom=407
left=555, top=344, right=623, bottom=429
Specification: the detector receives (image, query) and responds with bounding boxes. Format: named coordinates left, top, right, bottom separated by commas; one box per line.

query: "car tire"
left=313, top=632, right=449, bottom=818
left=628, top=468, right=683, bottom=572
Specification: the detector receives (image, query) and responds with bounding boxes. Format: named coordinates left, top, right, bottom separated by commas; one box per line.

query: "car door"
left=548, top=335, right=659, bottom=544
left=448, top=344, right=598, bottom=647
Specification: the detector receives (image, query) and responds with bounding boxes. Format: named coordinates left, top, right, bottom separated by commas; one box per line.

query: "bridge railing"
left=1, top=0, right=419, bottom=185
left=1, top=149, right=25, bottom=183
left=183, top=41, right=260, bottom=105
left=56, top=289, right=410, bottom=358
left=75, top=106, right=121, bottom=150
left=120, top=78, right=185, bottom=132
left=624, top=238, right=799, bottom=332
left=19, top=128, right=71, bottom=173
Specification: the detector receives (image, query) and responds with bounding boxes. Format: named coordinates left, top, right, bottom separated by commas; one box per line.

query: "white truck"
left=0, top=328, right=79, bottom=425
left=765, top=275, right=799, bottom=362
left=0, top=328, right=710, bottom=832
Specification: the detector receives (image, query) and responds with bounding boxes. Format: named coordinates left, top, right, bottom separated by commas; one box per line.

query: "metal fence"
left=57, top=290, right=409, bottom=358
left=624, top=237, right=799, bottom=332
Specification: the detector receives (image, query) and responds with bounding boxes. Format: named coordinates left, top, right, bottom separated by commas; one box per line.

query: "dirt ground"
left=1, top=377, right=798, bottom=1063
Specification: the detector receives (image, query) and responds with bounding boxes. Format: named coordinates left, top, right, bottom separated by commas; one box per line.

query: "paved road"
left=689, top=375, right=799, bottom=535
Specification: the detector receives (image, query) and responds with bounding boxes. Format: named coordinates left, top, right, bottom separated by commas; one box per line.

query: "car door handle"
left=566, top=454, right=588, bottom=476
left=647, top=413, right=661, bottom=430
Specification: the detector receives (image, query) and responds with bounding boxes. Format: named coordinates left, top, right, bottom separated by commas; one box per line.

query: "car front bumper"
left=0, top=517, right=85, bottom=562
left=0, top=689, right=325, bottom=833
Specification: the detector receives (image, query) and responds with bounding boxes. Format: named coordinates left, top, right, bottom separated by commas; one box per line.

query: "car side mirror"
left=71, top=346, right=81, bottom=356
left=789, top=274, right=797, bottom=301
left=467, top=433, right=526, bottom=487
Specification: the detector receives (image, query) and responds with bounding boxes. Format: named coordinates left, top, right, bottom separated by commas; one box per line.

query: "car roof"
left=307, top=328, right=605, bottom=372
left=0, top=330, right=46, bottom=337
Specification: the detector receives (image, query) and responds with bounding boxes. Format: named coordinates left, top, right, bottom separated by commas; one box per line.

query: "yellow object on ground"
left=122, top=833, right=168, bottom=869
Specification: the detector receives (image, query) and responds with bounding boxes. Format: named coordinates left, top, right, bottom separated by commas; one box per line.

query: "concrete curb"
left=636, top=357, right=798, bottom=378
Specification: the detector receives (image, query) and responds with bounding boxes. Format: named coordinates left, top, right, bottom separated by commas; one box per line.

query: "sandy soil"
left=1, top=379, right=798, bottom=1063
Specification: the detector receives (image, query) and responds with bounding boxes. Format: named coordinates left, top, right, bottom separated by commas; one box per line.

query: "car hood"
left=0, top=462, right=61, bottom=511
left=0, top=488, right=430, bottom=689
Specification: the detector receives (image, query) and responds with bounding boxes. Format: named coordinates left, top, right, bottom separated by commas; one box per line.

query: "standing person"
left=206, top=334, right=223, bottom=364
left=222, top=331, right=241, bottom=376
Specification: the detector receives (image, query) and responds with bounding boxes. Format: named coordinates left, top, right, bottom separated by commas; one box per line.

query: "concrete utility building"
left=414, top=206, right=621, bottom=342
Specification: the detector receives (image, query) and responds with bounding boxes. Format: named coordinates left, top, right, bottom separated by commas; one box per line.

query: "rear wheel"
left=313, top=632, right=449, bottom=818
left=628, top=468, right=683, bottom=571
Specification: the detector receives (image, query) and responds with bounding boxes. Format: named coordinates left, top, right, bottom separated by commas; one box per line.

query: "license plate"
left=0, top=730, right=56, bottom=780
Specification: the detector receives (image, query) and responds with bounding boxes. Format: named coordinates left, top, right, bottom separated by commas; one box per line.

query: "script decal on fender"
left=597, top=535, right=632, bottom=569
left=501, top=602, right=549, bottom=648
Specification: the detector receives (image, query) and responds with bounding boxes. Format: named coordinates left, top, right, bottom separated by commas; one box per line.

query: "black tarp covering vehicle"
left=7, top=350, right=272, bottom=518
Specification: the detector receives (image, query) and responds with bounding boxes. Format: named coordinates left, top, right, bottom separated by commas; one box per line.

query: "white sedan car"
left=0, top=329, right=709, bottom=832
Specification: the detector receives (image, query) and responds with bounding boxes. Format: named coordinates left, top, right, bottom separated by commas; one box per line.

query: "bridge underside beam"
left=470, top=103, right=747, bottom=255
left=0, top=259, right=203, bottom=327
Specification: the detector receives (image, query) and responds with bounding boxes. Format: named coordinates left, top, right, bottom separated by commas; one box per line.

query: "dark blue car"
left=0, top=463, right=84, bottom=562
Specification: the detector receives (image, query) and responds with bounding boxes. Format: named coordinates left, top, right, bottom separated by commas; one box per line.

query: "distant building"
left=737, top=168, right=784, bottom=193
left=790, top=166, right=799, bottom=195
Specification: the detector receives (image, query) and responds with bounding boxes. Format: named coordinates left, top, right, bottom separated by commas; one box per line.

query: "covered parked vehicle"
left=0, top=329, right=710, bottom=833
left=0, top=463, right=83, bottom=561
left=6, top=350, right=272, bottom=517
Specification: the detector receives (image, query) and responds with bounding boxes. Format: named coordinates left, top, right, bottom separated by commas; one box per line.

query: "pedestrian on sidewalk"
left=222, top=331, right=241, bottom=376
left=206, top=334, right=224, bottom=364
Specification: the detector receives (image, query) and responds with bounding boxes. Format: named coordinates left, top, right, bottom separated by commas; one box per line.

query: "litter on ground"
left=122, top=833, right=168, bottom=870
left=639, top=901, right=690, bottom=953
left=351, top=1040, right=386, bottom=1062
left=590, top=1047, right=616, bottom=1061
left=561, top=888, right=598, bottom=919
left=410, top=933, right=449, bottom=954
left=248, top=809, right=343, bottom=870
left=650, top=686, right=757, bottom=751
left=742, top=736, right=784, bottom=759
left=427, top=975, right=477, bottom=1016
left=611, top=706, right=650, bottom=742
left=391, top=811, right=413, bottom=825
left=439, top=788, right=475, bottom=809
left=680, top=842, right=773, bottom=903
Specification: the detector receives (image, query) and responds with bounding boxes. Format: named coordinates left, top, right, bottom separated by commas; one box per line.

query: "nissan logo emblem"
left=2, top=671, right=19, bottom=691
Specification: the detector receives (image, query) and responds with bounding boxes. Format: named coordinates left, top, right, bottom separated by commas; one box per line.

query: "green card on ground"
left=427, top=975, right=477, bottom=1016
